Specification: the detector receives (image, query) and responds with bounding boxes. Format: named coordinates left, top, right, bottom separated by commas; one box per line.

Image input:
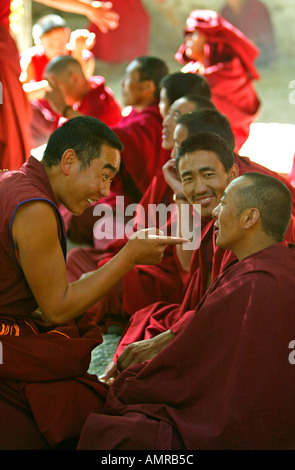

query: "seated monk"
left=61, top=56, right=170, bottom=245
left=0, top=0, right=119, bottom=171
left=220, top=0, right=277, bottom=66
left=0, top=116, right=187, bottom=450
left=78, top=172, right=295, bottom=450
left=175, top=9, right=261, bottom=152
left=44, top=55, right=122, bottom=127
left=65, top=96, right=217, bottom=332
left=101, top=127, right=295, bottom=382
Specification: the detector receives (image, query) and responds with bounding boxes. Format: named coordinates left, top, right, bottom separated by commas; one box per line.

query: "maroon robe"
left=0, top=9, right=31, bottom=170
left=0, top=157, right=107, bottom=449
left=221, top=0, right=277, bottom=65
left=64, top=103, right=170, bottom=245
left=78, top=243, right=295, bottom=450
left=175, top=10, right=261, bottom=152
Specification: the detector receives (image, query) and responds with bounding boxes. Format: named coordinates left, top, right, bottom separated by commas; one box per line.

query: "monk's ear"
left=142, top=80, right=156, bottom=96
left=242, top=207, right=260, bottom=230
left=228, top=163, right=239, bottom=182
left=60, top=149, right=77, bottom=176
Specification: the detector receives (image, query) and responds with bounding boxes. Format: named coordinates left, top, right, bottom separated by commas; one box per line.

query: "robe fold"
left=78, top=243, right=295, bottom=450
left=0, top=157, right=107, bottom=449
left=64, top=104, right=170, bottom=245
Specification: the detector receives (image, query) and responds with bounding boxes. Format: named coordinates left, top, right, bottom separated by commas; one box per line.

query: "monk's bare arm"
left=12, top=201, right=186, bottom=325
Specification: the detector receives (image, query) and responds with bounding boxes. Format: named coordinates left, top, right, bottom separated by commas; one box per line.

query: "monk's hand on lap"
left=99, top=360, right=118, bottom=384
left=162, top=158, right=183, bottom=194
left=122, top=228, right=189, bottom=267
left=116, top=330, right=176, bottom=371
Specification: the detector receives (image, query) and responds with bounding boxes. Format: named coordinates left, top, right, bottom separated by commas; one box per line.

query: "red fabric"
left=87, top=0, right=149, bottom=63
left=78, top=243, right=295, bottom=450
left=288, top=154, right=295, bottom=188
left=112, top=154, right=295, bottom=357
left=175, top=10, right=261, bottom=151
left=0, top=157, right=107, bottom=449
left=221, top=0, right=277, bottom=64
left=0, top=25, right=31, bottom=170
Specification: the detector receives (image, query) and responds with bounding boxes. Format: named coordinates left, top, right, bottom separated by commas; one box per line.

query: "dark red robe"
left=0, top=157, right=107, bottom=449
left=175, top=10, right=261, bottom=152
left=0, top=6, right=31, bottom=170
left=78, top=243, right=295, bottom=450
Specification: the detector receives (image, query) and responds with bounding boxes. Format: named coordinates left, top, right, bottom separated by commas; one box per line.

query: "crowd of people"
left=1, top=0, right=295, bottom=452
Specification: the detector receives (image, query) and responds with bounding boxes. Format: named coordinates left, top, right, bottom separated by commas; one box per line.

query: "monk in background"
left=175, top=9, right=261, bottom=152
left=78, top=171, right=295, bottom=450
left=0, top=116, right=187, bottom=450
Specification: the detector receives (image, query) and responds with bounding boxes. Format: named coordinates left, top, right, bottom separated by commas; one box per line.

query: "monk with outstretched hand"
left=0, top=116, right=188, bottom=450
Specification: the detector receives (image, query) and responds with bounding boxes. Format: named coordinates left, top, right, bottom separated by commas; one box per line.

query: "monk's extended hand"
left=116, top=330, right=176, bottom=372
left=122, top=228, right=189, bottom=266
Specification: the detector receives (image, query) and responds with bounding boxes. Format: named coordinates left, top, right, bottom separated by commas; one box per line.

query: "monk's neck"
left=234, top=237, right=277, bottom=261
left=133, top=99, right=157, bottom=113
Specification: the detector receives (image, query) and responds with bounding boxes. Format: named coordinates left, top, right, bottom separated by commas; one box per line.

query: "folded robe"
left=78, top=243, right=295, bottom=450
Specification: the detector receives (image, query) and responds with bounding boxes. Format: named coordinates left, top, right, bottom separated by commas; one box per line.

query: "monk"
left=221, top=0, right=277, bottom=66
left=0, top=116, right=187, bottom=450
left=159, top=71, right=211, bottom=119
left=175, top=9, right=261, bottom=151
left=0, top=0, right=119, bottom=170
left=44, top=55, right=122, bottom=127
left=63, top=56, right=170, bottom=245
left=78, top=172, right=295, bottom=450
left=65, top=97, right=216, bottom=332
left=101, top=120, right=295, bottom=381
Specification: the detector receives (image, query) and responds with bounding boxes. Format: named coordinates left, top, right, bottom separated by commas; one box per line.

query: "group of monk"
left=1, top=0, right=295, bottom=452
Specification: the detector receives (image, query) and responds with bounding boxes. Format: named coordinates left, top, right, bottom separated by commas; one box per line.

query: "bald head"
left=235, top=173, right=292, bottom=242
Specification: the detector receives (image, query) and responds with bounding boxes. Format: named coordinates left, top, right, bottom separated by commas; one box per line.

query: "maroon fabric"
left=0, top=157, right=108, bottom=449
left=175, top=10, right=260, bottom=151
left=21, top=46, right=94, bottom=83
left=87, top=0, right=149, bottom=63
left=78, top=243, right=295, bottom=450
left=288, top=154, right=295, bottom=188
left=221, top=0, right=277, bottom=65
left=0, top=25, right=31, bottom=170
left=55, top=76, right=122, bottom=129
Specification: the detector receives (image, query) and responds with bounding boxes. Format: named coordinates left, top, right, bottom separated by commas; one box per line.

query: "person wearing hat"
left=175, top=9, right=261, bottom=152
